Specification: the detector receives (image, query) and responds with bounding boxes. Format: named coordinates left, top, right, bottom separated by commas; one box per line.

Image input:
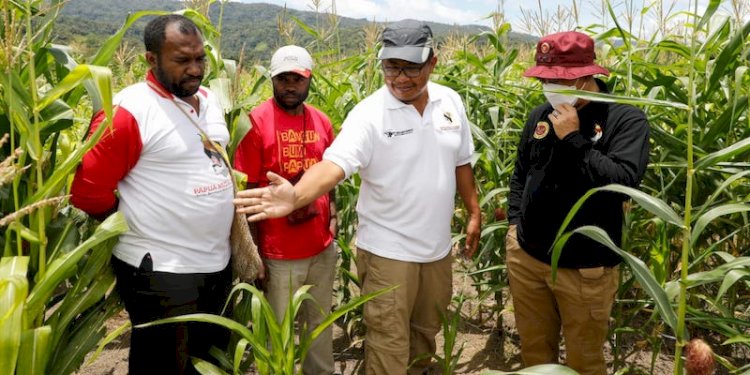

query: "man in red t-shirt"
left=234, top=45, right=337, bottom=375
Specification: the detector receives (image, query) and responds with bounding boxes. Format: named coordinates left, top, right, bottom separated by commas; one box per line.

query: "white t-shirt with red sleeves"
left=323, top=82, right=475, bottom=263
left=71, top=71, right=233, bottom=273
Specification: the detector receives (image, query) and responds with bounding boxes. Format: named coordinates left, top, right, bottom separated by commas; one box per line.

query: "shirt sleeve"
left=556, top=108, right=650, bottom=189
left=456, top=96, right=475, bottom=166
left=507, top=116, right=534, bottom=225
left=70, top=107, right=142, bottom=218
left=323, top=107, right=373, bottom=179
left=233, top=114, right=263, bottom=184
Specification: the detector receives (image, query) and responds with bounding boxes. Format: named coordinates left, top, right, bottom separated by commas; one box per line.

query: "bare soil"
left=76, top=258, right=687, bottom=375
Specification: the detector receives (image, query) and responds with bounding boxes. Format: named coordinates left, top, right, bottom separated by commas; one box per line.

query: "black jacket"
left=508, top=79, right=650, bottom=268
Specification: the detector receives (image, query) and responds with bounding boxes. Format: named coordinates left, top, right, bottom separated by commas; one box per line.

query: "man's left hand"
left=548, top=103, right=579, bottom=139
left=462, top=214, right=481, bottom=258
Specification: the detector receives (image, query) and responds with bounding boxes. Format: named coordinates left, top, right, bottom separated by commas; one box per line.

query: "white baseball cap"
left=270, top=45, right=313, bottom=78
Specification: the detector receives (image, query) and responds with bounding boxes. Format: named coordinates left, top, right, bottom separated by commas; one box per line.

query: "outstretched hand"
left=234, top=171, right=296, bottom=222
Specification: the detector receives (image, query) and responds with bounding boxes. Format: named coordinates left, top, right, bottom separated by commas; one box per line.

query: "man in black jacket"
left=506, top=31, right=650, bottom=375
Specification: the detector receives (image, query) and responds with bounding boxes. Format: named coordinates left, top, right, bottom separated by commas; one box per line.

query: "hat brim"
left=271, top=68, right=311, bottom=78
left=523, top=64, right=609, bottom=80
left=378, top=46, right=431, bottom=64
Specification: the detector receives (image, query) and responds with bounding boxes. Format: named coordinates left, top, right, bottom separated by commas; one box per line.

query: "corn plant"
left=0, top=1, right=133, bottom=374
left=141, top=283, right=396, bottom=374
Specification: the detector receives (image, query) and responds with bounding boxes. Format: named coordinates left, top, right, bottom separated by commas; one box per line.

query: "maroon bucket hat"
left=523, top=31, right=609, bottom=80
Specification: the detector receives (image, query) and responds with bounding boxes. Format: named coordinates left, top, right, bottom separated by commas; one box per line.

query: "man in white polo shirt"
left=235, top=20, right=481, bottom=375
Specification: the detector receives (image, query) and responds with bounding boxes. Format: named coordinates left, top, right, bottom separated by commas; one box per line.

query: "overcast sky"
left=236, top=0, right=719, bottom=35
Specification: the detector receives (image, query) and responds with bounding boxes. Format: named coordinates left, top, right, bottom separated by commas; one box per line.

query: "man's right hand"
left=234, top=171, right=296, bottom=222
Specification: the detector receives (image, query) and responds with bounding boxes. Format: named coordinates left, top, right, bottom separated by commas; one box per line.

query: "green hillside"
left=54, top=0, right=535, bottom=62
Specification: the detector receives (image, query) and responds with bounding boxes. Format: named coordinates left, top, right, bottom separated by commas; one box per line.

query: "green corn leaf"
left=233, top=338, right=249, bottom=375
left=192, top=358, right=229, bottom=375
left=25, top=213, right=127, bottom=321
left=543, top=88, right=688, bottom=109
left=26, top=65, right=113, bottom=203
left=691, top=203, right=750, bottom=246
left=654, top=40, right=692, bottom=59
left=47, top=44, right=78, bottom=72
left=47, top=264, right=116, bottom=352
left=48, top=295, right=122, bottom=375
left=551, top=185, right=683, bottom=263
left=716, top=268, right=750, bottom=302
left=209, top=78, right=233, bottom=113
left=701, top=95, right=748, bottom=147
left=723, top=335, right=750, bottom=345
left=301, top=284, right=397, bottom=350
left=554, top=226, right=679, bottom=335
left=85, top=320, right=130, bottom=367
left=138, top=313, right=271, bottom=364
left=35, top=65, right=105, bottom=113
left=291, top=15, right=320, bottom=39
left=706, top=19, right=750, bottom=96
left=229, top=108, right=251, bottom=161
left=696, top=0, right=722, bottom=31
left=695, top=137, right=750, bottom=171
left=89, top=10, right=170, bottom=67
left=665, top=256, right=750, bottom=299
left=17, top=326, right=51, bottom=375
left=694, top=170, right=750, bottom=218
left=0, top=257, right=29, bottom=375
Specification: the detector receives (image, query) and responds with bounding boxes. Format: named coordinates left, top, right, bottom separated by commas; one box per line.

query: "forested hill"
left=54, top=0, right=536, bottom=62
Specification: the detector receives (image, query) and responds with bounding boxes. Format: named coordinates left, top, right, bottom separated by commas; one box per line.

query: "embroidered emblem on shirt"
left=439, top=111, right=460, bottom=131
left=591, top=123, right=603, bottom=143
left=384, top=129, right=414, bottom=138
left=443, top=112, right=453, bottom=123
left=533, top=121, right=550, bottom=139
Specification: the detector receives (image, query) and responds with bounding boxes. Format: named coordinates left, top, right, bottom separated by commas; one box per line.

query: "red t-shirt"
left=234, top=98, right=334, bottom=260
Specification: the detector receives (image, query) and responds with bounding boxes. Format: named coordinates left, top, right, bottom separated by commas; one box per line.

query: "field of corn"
left=2, top=0, right=750, bottom=374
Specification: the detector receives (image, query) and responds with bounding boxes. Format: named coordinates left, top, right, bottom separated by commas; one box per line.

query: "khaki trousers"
left=264, top=243, right=337, bottom=375
left=505, top=225, right=619, bottom=375
left=356, top=249, right=453, bottom=375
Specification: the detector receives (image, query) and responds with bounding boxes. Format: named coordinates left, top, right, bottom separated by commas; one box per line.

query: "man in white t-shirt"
left=235, top=20, right=481, bottom=375
left=71, top=15, right=233, bottom=374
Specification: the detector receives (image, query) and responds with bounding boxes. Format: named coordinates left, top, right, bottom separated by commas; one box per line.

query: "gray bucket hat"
left=378, top=20, right=434, bottom=64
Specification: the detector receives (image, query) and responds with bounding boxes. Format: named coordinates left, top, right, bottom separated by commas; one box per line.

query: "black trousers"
left=112, top=254, right=233, bottom=375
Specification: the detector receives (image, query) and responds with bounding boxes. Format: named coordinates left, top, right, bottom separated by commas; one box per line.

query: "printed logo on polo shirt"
left=533, top=121, right=550, bottom=139
left=384, top=128, right=414, bottom=138
left=439, top=111, right=460, bottom=131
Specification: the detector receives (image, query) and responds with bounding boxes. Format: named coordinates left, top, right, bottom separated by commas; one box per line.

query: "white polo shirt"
left=324, top=82, right=474, bottom=262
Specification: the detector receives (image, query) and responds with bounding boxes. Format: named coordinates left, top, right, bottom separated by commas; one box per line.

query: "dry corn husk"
left=230, top=189, right=262, bottom=282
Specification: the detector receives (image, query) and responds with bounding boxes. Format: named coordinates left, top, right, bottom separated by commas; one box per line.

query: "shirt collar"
left=146, top=70, right=173, bottom=99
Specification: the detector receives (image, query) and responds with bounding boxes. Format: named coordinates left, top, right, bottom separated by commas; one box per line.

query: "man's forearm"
left=293, top=160, right=345, bottom=210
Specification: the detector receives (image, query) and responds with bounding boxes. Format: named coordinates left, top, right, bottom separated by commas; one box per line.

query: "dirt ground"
left=76, top=258, right=681, bottom=375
